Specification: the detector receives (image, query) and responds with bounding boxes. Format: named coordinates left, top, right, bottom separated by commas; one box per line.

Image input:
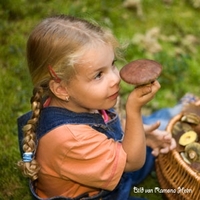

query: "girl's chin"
left=104, top=100, right=118, bottom=110
left=89, top=99, right=119, bottom=111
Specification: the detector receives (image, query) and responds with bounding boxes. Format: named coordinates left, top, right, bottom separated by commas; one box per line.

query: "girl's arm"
left=122, top=80, right=161, bottom=172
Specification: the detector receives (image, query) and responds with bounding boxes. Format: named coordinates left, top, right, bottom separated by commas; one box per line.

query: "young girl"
left=18, top=15, right=176, bottom=200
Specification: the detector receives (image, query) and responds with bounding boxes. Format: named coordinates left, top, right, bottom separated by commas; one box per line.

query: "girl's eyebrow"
left=92, top=58, right=116, bottom=72
left=86, top=66, right=106, bottom=77
left=86, top=58, right=116, bottom=76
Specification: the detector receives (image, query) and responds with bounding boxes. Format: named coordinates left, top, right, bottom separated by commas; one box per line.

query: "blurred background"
left=0, top=0, right=200, bottom=199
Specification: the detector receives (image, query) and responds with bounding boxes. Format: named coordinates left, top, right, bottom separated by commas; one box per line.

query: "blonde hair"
left=18, top=15, right=121, bottom=180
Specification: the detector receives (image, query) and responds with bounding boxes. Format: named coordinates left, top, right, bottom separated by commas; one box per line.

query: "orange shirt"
left=35, top=124, right=127, bottom=198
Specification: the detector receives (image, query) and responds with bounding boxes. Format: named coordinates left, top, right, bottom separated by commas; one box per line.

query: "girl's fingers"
left=169, top=138, right=177, bottom=150
left=145, top=121, right=160, bottom=133
left=151, top=148, right=159, bottom=157
left=160, top=146, right=169, bottom=154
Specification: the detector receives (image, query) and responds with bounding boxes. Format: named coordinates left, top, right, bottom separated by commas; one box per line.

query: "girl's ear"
left=49, top=80, right=69, bottom=101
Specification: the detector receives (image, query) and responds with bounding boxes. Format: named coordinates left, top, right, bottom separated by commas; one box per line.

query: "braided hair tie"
left=23, top=152, right=34, bottom=162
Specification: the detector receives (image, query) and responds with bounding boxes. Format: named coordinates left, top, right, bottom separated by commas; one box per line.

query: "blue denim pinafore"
left=18, top=105, right=180, bottom=200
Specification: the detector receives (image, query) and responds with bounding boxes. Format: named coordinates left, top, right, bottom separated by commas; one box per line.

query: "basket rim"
left=165, top=112, right=200, bottom=179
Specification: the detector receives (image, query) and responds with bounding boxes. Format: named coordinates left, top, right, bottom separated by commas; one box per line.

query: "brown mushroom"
left=120, top=59, right=162, bottom=87
left=181, top=113, right=200, bottom=125
left=185, top=142, right=200, bottom=162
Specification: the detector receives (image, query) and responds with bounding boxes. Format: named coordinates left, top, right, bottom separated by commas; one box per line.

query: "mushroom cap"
left=185, top=142, right=200, bottom=162
left=120, top=59, right=162, bottom=85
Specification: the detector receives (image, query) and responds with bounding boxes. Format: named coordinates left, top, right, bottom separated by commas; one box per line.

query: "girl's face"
left=66, top=44, right=121, bottom=113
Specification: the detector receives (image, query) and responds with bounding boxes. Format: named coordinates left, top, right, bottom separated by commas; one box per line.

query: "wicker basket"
left=156, top=113, right=200, bottom=200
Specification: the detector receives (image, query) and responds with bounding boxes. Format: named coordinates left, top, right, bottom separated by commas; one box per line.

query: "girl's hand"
left=144, top=121, right=176, bottom=157
left=126, top=80, right=161, bottom=111
left=195, top=100, right=200, bottom=106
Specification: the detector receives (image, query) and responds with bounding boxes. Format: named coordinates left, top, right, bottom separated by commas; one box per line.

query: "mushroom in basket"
left=185, top=142, right=200, bottom=162
left=178, top=130, right=198, bottom=146
left=185, top=142, right=200, bottom=172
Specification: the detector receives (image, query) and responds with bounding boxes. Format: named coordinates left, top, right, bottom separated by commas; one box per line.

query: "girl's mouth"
left=108, top=91, right=119, bottom=100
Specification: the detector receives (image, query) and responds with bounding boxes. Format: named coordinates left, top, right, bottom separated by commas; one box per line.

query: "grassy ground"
left=1, top=0, right=200, bottom=199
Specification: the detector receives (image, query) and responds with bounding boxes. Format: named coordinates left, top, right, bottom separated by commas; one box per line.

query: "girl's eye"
left=94, top=71, right=103, bottom=80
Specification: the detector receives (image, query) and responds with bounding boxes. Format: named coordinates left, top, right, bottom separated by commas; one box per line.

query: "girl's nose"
left=110, top=68, right=121, bottom=87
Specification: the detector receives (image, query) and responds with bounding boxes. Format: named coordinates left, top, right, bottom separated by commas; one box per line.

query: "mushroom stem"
left=134, top=80, right=155, bottom=88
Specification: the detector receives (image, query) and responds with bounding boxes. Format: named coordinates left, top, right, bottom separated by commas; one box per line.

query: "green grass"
left=1, top=0, right=200, bottom=199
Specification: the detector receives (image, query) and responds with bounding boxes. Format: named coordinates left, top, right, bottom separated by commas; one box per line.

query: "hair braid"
left=18, top=86, right=44, bottom=180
